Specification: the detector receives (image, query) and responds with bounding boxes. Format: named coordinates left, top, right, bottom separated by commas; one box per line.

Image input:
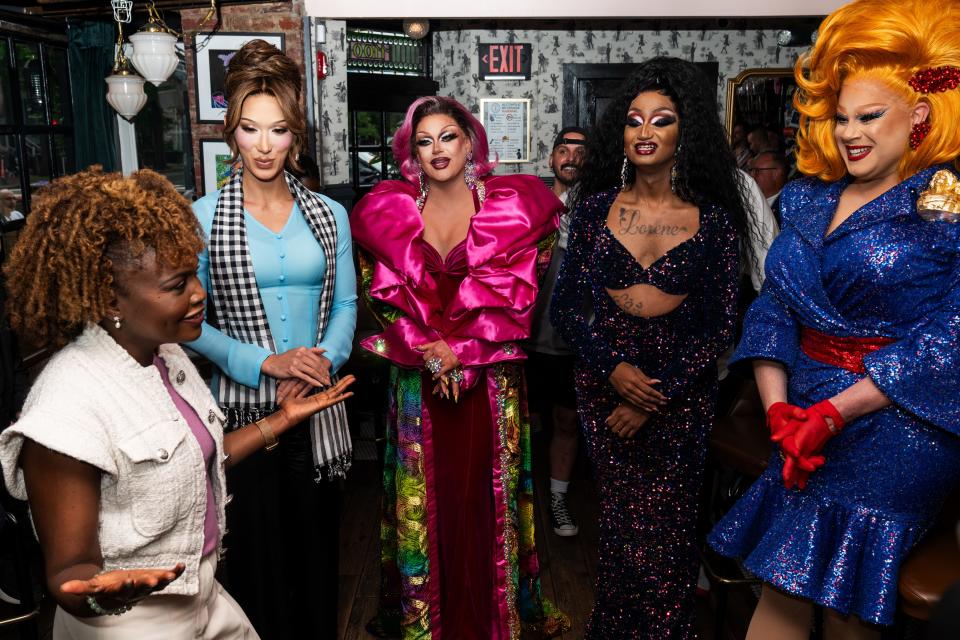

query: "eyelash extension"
left=651, top=116, right=677, bottom=127
left=834, top=110, right=887, bottom=125
left=416, top=138, right=432, bottom=146
left=858, top=110, right=887, bottom=123
left=439, top=132, right=459, bottom=142
left=624, top=117, right=643, bottom=127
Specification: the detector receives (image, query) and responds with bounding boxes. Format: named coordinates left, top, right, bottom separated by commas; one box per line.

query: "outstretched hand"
left=60, top=564, right=185, bottom=606
left=276, top=375, right=355, bottom=425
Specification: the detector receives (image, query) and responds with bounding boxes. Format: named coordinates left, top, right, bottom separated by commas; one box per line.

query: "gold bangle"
left=255, top=417, right=279, bottom=451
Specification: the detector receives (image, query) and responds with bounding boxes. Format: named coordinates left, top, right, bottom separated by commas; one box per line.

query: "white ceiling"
left=305, top=0, right=844, bottom=18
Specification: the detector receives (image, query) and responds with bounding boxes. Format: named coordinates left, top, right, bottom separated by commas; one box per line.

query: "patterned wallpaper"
left=433, top=25, right=806, bottom=175
left=317, top=19, right=351, bottom=185
left=314, top=21, right=809, bottom=184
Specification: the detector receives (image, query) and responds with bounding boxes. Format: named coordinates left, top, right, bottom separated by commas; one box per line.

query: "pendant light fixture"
left=129, top=18, right=178, bottom=86
left=106, top=0, right=147, bottom=119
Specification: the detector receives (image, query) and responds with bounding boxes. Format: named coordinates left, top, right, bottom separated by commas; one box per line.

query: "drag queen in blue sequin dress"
left=709, top=1, right=960, bottom=638
left=552, top=58, right=753, bottom=639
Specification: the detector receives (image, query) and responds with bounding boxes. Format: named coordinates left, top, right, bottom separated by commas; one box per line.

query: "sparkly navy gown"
left=709, top=166, right=960, bottom=625
left=551, top=188, right=739, bottom=639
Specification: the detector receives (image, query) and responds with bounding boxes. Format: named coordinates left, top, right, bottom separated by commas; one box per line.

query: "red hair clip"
left=909, top=65, right=960, bottom=94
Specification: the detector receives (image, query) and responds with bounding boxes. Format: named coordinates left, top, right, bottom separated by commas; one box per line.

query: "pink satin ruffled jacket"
left=351, top=174, right=562, bottom=386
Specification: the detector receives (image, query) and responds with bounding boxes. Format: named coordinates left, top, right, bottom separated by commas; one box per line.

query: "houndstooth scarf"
left=207, top=169, right=351, bottom=480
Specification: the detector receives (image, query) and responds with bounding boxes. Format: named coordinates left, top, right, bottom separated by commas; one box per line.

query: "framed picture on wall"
left=199, top=139, right=237, bottom=195
left=480, top=98, right=530, bottom=164
left=193, top=32, right=285, bottom=123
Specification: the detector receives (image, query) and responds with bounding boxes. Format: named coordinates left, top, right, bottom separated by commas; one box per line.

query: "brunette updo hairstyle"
left=223, top=39, right=306, bottom=173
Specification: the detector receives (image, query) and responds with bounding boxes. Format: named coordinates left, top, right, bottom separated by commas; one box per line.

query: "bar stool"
left=897, top=489, right=960, bottom=632
left=701, top=377, right=771, bottom=640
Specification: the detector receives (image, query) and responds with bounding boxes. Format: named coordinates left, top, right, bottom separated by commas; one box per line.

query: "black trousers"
left=221, top=425, right=340, bottom=640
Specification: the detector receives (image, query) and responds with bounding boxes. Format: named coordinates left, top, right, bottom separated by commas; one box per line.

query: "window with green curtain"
left=67, top=21, right=117, bottom=172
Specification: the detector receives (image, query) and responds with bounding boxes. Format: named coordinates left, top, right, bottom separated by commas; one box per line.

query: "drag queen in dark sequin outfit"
left=709, top=1, right=960, bottom=639
left=551, top=58, right=753, bottom=639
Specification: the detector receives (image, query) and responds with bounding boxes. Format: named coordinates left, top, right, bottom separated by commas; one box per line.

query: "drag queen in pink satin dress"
left=352, top=96, right=568, bottom=640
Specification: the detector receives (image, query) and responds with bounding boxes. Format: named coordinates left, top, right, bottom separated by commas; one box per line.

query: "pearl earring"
left=113, top=316, right=121, bottom=330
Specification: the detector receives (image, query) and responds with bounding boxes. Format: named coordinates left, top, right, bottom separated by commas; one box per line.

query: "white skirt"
left=53, top=554, right=259, bottom=640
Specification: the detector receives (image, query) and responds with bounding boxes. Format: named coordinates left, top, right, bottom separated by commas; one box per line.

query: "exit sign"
left=478, top=43, right=532, bottom=80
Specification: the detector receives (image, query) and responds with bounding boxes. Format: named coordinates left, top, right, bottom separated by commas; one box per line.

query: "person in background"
left=186, top=40, right=357, bottom=639
left=0, top=190, right=23, bottom=224
left=553, top=57, right=752, bottom=639
left=0, top=167, right=353, bottom=640
left=749, top=150, right=789, bottom=225
left=528, top=125, right=587, bottom=537
left=747, top=127, right=778, bottom=157
left=709, top=1, right=960, bottom=637
left=352, top=95, right=569, bottom=639
left=733, top=123, right=752, bottom=170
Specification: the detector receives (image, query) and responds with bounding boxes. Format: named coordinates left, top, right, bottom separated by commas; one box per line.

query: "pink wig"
left=392, top=96, right=497, bottom=184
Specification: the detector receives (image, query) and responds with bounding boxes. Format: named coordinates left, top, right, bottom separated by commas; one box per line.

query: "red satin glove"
left=766, top=402, right=807, bottom=442
left=782, top=452, right=825, bottom=490
left=781, top=399, right=845, bottom=460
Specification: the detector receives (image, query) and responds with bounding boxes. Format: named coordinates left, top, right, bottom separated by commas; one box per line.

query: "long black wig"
left=574, top=57, right=758, bottom=268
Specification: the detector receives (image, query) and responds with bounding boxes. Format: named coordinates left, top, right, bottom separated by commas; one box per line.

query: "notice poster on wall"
left=480, top=98, right=530, bottom=163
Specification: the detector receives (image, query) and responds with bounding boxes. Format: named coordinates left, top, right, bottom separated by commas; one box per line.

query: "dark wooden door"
left=562, top=62, right=720, bottom=130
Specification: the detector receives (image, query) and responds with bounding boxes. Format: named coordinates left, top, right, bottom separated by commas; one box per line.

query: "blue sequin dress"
left=709, top=165, right=960, bottom=625
left=552, top=188, right=739, bottom=639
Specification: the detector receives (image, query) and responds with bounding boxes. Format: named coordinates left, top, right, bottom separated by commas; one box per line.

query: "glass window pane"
left=25, top=134, right=51, bottom=196
left=15, top=42, right=45, bottom=125
left=46, top=47, right=71, bottom=126
left=385, top=112, right=404, bottom=146
left=53, top=135, right=74, bottom=178
left=356, top=151, right=380, bottom=187
left=355, top=111, right=381, bottom=147
left=134, top=59, right=189, bottom=193
left=0, top=40, right=12, bottom=125
left=386, top=150, right=401, bottom=180
left=0, top=135, right=23, bottom=224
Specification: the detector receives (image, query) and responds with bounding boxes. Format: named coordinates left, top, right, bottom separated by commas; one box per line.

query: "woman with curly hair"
left=551, top=57, right=750, bottom=638
left=351, top=95, right=569, bottom=639
left=0, top=167, right=353, bottom=639
left=186, top=40, right=357, bottom=638
left=709, top=1, right=960, bottom=638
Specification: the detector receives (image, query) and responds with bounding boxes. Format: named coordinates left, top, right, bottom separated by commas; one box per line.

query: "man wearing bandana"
left=527, top=126, right=587, bottom=537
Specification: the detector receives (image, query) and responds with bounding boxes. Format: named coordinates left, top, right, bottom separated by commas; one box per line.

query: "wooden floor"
left=0, top=427, right=756, bottom=640
left=337, top=426, right=758, bottom=639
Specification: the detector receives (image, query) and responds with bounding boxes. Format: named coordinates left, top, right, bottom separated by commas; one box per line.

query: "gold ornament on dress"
left=917, top=169, right=960, bottom=222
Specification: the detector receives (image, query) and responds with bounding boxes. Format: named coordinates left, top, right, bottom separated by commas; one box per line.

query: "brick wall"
left=181, top=1, right=306, bottom=196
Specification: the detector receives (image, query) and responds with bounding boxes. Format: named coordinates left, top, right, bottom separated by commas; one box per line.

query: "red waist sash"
left=799, top=327, right=895, bottom=374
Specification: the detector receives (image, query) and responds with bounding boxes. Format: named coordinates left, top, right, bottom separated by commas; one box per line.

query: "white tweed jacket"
left=0, top=324, right=227, bottom=597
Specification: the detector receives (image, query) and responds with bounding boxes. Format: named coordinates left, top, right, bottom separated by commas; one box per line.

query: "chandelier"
left=106, top=0, right=218, bottom=119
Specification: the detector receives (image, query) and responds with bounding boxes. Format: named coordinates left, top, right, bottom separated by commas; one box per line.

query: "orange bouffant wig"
left=223, top=39, right=305, bottom=173
left=794, top=0, right=960, bottom=181
left=3, top=167, right=204, bottom=350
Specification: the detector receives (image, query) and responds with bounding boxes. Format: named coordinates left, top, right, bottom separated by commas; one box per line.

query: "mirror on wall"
left=725, top=68, right=798, bottom=163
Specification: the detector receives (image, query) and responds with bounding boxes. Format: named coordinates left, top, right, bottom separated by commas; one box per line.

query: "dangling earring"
left=416, top=164, right=429, bottom=211
left=910, top=121, right=931, bottom=150
left=620, top=155, right=630, bottom=191
left=464, top=151, right=486, bottom=204
left=113, top=316, right=122, bottom=330
left=464, top=151, right=477, bottom=189
left=670, top=145, right=682, bottom=194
